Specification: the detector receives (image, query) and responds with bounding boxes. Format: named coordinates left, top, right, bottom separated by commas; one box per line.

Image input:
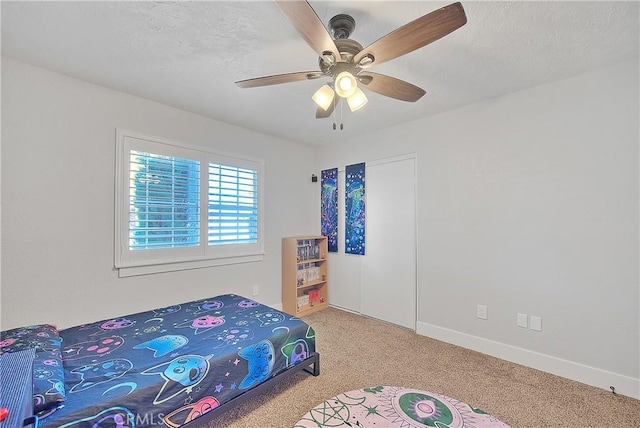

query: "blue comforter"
left=39, top=294, right=316, bottom=427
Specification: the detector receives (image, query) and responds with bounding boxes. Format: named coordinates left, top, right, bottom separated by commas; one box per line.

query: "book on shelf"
left=296, top=262, right=322, bottom=286
left=296, top=239, right=320, bottom=261
left=297, top=288, right=320, bottom=310
left=297, top=294, right=310, bottom=309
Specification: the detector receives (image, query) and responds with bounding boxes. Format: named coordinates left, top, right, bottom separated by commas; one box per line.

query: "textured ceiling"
left=2, top=1, right=638, bottom=147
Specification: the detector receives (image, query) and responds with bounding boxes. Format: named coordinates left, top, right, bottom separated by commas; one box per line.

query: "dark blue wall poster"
left=320, top=168, right=338, bottom=252
left=345, top=162, right=365, bottom=255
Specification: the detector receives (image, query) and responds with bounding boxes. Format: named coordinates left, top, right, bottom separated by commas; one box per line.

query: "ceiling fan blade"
left=358, top=72, right=426, bottom=102
left=316, top=98, right=336, bottom=119
left=353, top=2, right=467, bottom=67
left=235, top=71, right=324, bottom=88
left=275, top=0, right=341, bottom=60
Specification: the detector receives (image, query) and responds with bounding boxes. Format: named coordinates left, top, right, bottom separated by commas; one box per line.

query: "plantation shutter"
left=208, top=163, right=258, bottom=245
left=129, top=150, right=200, bottom=250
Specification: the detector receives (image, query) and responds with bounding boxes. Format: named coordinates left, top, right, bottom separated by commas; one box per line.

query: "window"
left=115, top=130, right=264, bottom=276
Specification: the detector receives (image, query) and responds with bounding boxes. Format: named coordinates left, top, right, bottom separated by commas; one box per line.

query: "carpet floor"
left=209, top=307, right=640, bottom=427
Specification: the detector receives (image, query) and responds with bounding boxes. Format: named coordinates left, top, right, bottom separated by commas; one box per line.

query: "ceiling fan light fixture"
left=312, top=84, right=335, bottom=111
left=347, top=87, right=368, bottom=112
left=334, top=71, right=357, bottom=98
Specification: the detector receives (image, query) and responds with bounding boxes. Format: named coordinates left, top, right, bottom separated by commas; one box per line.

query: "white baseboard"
left=328, top=304, right=360, bottom=315
left=270, top=302, right=283, bottom=311
left=273, top=303, right=352, bottom=314
left=416, top=321, right=640, bottom=400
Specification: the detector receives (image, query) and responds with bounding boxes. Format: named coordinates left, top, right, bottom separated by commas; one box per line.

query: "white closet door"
left=360, top=156, right=417, bottom=329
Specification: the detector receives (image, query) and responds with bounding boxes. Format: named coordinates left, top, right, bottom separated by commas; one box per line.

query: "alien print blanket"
left=39, top=294, right=316, bottom=428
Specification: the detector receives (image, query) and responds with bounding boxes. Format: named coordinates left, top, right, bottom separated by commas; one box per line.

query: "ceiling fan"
left=235, top=1, right=467, bottom=119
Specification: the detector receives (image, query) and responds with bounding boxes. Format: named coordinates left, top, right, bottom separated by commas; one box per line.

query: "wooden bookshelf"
left=282, top=236, right=328, bottom=316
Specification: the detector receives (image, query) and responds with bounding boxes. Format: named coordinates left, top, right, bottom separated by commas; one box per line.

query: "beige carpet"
left=210, top=307, right=640, bottom=427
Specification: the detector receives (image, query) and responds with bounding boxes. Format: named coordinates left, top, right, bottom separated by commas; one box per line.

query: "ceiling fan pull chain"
left=330, top=97, right=345, bottom=131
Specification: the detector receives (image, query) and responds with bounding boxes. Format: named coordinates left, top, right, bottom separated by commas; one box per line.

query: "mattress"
left=39, top=294, right=316, bottom=427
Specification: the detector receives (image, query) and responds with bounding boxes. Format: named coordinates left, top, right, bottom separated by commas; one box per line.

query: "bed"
left=0, top=294, right=319, bottom=427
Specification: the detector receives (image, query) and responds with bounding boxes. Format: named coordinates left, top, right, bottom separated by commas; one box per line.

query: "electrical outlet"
left=530, top=315, right=542, bottom=331
left=477, top=305, right=487, bottom=320
left=252, top=285, right=259, bottom=296
left=517, top=313, right=528, bottom=328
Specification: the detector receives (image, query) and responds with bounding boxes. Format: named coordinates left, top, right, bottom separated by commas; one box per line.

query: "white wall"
left=2, top=56, right=638, bottom=398
left=1, top=58, right=317, bottom=330
left=316, top=60, right=639, bottom=398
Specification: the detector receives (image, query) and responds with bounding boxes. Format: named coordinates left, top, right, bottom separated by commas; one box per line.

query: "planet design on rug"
left=295, top=386, right=510, bottom=428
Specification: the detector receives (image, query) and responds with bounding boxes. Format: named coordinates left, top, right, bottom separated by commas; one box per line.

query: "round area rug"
left=295, top=386, right=510, bottom=427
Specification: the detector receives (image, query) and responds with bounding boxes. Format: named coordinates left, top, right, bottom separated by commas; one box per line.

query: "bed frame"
left=184, top=352, right=320, bottom=426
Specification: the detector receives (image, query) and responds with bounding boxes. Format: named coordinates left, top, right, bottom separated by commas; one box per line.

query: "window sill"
left=117, top=253, right=264, bottom=278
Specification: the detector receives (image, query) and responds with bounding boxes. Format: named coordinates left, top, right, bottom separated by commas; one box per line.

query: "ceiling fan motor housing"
left=329, top=14, right=356, bottom=39
left=318, top=14, right=366, bottom=75
left=318, top=38, right=364, bottom=73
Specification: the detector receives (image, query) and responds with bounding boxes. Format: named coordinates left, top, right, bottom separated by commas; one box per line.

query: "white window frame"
left=115, top=129, right=264, bottom=277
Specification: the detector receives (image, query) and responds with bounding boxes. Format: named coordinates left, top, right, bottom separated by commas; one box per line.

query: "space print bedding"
left=32, top=294, right=317, bottom=427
